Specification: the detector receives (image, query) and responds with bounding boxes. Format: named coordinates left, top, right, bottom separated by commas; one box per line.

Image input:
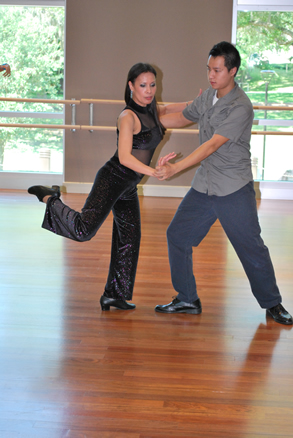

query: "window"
left=232, top=0, right=293, bottom=182
left=0, top=1, right=65, bottom=177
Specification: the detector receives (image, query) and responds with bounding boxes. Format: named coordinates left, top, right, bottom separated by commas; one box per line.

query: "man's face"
left=207, top=55, right=237, bottom=97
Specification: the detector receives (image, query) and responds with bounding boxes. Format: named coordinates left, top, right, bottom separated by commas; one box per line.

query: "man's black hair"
left=209, top=41, right=241, bottom=76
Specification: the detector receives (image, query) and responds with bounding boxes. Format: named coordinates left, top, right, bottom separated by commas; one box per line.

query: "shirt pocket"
left=209, top=107, right=230, bottom=130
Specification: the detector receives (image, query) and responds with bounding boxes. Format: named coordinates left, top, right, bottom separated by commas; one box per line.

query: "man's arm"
left=158, top=89, right=202, bottom=118
left=155, top=133, right=229, bottom=180
left=159, top=111, right=192, bottom=129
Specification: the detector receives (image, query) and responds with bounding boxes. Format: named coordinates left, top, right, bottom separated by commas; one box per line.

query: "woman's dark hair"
left=209, top=41, right=241, bottom=76
left=124, top=62, right=165, bottom=137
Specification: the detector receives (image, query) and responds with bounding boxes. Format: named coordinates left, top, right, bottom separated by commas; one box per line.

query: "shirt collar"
left=212, top=82, right=240, bottom=107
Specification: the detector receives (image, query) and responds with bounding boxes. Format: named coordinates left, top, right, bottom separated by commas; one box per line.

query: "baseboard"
left=64, top=181, right=293, bottom=200
left=138, top=182, right=293, bottom=200
left=63, top=182, right=190, bottom=197
left=137, top=184, right=190, bottom=197
left=63, top=182, right=92, bottom=194
left=2, top=176, right=292, bottom=201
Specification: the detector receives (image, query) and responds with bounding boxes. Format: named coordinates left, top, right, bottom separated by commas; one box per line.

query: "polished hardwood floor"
left=0, top=189, right=293, bottom=438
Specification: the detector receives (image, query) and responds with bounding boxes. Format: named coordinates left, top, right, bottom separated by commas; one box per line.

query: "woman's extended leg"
left=41, top=159, right=139, bottom=242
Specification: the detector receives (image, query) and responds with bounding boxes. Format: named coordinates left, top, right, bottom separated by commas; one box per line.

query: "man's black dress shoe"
left=266, top=303, right=293, bottom=325
left=28, top=185, right=60, bottom=202
left=100, top=295, right=136, bottom=311
left=155, top=297, right=202, bottom=314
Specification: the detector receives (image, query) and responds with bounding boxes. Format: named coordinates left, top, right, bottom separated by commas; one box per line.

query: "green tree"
left=237, top=11, right=293, bottom=53
left=0, top=6, right=64, bottom=170
left=236, top=11, right=293, bottom=97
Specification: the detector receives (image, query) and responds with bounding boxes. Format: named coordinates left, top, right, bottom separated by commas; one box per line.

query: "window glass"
left=0, top=5, right=64, bottom=173
left=235, top=10, right=293, bottom=181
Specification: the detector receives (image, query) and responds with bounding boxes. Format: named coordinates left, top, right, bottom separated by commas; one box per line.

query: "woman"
left=28, top=62, right=185, bottom=310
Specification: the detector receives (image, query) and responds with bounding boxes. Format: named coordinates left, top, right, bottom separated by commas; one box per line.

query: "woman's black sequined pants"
left=42, top=157, right=141, bottom=300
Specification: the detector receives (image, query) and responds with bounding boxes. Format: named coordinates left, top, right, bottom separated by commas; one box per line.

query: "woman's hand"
left=153, top=152, right=177, bottom=180
left=157, top=152, right=177, bottom=167
left=154, top=162, right=177, bottom=180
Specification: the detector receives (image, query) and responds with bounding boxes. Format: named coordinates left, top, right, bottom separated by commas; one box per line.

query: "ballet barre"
left=0, top=96, right=80, bottom=131
left=0, top=97, right=80, bottom=104
left=1, top=96, right=293, bottom=135
left=1, top=96, right=292, bottom=110
left=0, top=123, right=80, bottom=129
left=253, top=105, right=293, bottom=111
left=1, top=122, right=293, bottom=136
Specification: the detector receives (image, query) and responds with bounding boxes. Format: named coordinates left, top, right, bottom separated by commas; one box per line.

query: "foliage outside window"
left=236, top=11, right=293, bottom=181
left=0, top=6, right=64, bottom=172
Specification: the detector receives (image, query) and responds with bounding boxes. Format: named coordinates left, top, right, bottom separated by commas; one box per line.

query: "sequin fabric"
left=42, top=100, right=163, bottom=301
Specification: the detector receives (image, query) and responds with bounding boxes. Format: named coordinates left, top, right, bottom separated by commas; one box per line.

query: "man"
left=155, top=41, right=292, bottom=325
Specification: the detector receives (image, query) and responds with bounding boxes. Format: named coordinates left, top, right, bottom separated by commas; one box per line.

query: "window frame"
left=0, top=1, right=64, bottom=6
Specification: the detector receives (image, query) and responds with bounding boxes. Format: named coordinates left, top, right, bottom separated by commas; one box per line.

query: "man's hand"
left=154, top=152, right=177, bottom=180
left=154, top=162, right=177, bottom=180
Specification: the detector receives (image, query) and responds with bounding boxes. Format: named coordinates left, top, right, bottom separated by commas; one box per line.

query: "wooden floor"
left=0, top=190, right=293, bottom=438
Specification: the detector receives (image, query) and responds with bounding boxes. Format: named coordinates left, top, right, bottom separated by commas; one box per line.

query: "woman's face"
left=129, top=72, right=156, bottom=107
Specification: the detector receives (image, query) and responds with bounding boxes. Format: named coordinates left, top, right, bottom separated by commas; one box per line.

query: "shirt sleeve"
left=182, top=97, right=201, bottom=123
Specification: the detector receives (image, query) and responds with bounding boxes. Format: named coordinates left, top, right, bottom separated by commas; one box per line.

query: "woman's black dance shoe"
left=28, top=185, right=61, bottom=202
left=100, top=295, right=136, bottom=311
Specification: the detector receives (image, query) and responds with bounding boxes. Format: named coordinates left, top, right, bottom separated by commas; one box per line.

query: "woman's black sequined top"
left=115, top=99, right=163, bottom=176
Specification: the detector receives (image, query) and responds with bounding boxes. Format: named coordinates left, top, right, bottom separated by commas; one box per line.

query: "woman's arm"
left=159, top=111, right=192, bottom=129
